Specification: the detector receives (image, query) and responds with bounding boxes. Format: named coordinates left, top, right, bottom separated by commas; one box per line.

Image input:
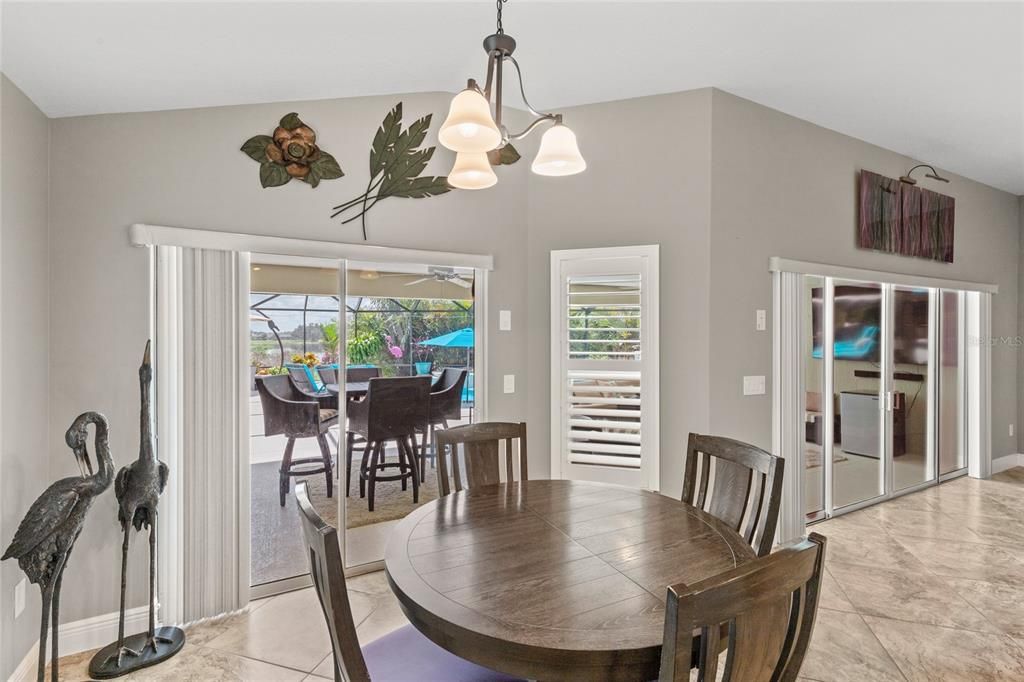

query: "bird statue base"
left=88, top=626, right=185, bottom=679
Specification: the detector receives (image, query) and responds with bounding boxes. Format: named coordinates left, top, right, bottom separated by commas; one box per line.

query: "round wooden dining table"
left=384, top=479, right=756, bottom=681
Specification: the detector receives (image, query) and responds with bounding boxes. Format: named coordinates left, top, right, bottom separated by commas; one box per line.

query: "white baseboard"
left=10, top=642, right=38, bottom=682
left=991, top=453, right=1024, bottom=474
left=8, top=604, right=153, bottom=682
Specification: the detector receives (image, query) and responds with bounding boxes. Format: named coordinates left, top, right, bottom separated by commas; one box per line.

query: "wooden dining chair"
left=295, top=482, right=522, bottom=682
left=434, top=422, right=527, bottom=496
left=659, top=532, right=827, bottom=682
left=682, top=434, right=785, bottom=557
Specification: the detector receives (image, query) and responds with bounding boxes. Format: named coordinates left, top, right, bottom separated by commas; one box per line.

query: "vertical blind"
left=156, top=246, right=250, bottom=624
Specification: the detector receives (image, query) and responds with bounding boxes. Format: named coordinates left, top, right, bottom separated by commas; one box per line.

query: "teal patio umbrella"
left=418, top=327, right=474, bottom=368
left=418, top=327, right=474, bottom=348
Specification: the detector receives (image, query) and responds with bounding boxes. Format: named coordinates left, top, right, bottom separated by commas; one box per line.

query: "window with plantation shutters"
left=551, top=247, right=659, bottom=490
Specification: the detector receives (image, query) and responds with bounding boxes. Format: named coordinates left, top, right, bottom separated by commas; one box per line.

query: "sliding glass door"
left=830, top=281, right=886, bottom=509
left=804, top=277, right=966, bottom=521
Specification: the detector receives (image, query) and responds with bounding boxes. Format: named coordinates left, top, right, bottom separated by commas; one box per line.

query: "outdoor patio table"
left=325, top=381, right=369, bottom=398
left=384, top=479, right=756, bottom=681
left=326, top=376, right=444, bottom=399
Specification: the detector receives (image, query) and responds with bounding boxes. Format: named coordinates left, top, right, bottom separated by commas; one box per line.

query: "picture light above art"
left=857, top=168, right=955, bottom=263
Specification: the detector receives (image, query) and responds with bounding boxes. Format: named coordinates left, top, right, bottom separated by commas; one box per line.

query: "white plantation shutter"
left=551, top=247, right=659, bottom=490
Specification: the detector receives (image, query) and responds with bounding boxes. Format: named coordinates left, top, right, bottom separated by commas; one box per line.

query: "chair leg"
left=404, top=435, right=420, bottom=504
left=345, top=432, right=355, bottom=497
left=368, top=441, right=383, bottom=512
left=359, top=442, right=372, bottom=498
left=279, top=438, right=296, bottom=507
left=317, top=434, right=334, bottom=499
left=419, top=426, right=429, bottom=483
left=396, top=438, right=408, bottom=491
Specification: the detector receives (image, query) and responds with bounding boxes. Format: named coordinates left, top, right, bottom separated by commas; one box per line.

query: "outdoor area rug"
left=250, top=455, right=441, bottom=584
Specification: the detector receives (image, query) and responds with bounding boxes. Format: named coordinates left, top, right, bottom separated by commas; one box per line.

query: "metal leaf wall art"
left=241, top=112, right=344, bottom=188
left=331, top=103, right=451, bottom=240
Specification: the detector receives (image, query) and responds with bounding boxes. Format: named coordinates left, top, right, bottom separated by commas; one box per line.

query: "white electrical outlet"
left=743, top=375, right=766, bottom=396
left=1011, top=424, right=1015, bottom=437
left=499, top=310, right=512, bottom=331
left=503, top=374, right=515, bottom=393
left=755, top=309, right=767, bottom=331
left=14, top=578, right=26, bottom=618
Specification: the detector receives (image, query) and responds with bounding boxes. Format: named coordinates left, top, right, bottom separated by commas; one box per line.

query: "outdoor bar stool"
left=346, top=376, right=430, bottom=511
left=255, top=375, right=337, bottom=506
left=418, top=368, right=468, bottom=481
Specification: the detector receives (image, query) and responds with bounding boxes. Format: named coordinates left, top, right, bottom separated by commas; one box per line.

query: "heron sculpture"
left=90, top=340, right=184, bottom=678
left=2, top=411, right=114, bottom=682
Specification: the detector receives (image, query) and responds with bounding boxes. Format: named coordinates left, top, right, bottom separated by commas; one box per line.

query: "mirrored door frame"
left=770, top=257, right=995, bottom=541
left=820, top=281, right=945, bottom=520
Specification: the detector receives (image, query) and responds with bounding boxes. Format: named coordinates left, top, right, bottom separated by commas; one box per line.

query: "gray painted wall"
left=1, top=75, right=51, bottom=679
left=45, top=92, right=530, bottom=627
left=709, top=89, right=1020, bottom=455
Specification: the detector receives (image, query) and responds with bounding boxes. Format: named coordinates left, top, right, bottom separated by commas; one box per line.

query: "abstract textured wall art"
left=858, top=170, right=955, bottom=263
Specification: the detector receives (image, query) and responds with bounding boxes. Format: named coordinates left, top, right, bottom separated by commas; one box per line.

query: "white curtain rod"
left=129, top=223, right=495, bottom=271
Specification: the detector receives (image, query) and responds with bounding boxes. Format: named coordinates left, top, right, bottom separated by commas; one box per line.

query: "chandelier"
left=439, top=0, right=586, bottom=190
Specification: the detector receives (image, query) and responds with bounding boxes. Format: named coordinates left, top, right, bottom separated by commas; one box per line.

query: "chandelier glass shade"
left=438, top=89, right=504, bottom=153
left=532, top=124, right=586, bottom=176
left=439, top=0, right=585, bottom=190
left=448, top=151, right=498, bottom=190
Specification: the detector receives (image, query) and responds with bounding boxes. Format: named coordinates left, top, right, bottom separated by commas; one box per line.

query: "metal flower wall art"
left=331, top=103, right=451, bottom=240
left=241, top=112, right=344, bottom=188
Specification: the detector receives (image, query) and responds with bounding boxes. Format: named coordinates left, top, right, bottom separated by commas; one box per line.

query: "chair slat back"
left=318, top=367, right=338, bottom=385
left=435, top=422, right=527, bottom=496
left=430, top=368, right=468, bottom=421
left=295, top=482, right=370, bottom=682
left=683, top=434, right=784, bottom=557
left=659, top=533, right=827, bottom=682
left=365, top=376, right=430, bottom=442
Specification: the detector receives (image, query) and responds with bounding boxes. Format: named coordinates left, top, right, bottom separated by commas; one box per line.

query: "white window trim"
left=769, top=257, right=997, bottom=294
left=134, top=224, right=493, bottom=606
left=130, top=223, right=494, bottom=271
left=550, top=245, right=660, bottom=491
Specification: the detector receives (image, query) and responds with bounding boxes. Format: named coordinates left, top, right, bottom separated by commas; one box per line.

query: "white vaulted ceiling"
left=2, top=1, right=1022, bottom=193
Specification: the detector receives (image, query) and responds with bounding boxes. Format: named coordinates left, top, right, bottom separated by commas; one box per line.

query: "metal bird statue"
left=89, top=340, right=184, bottom=679
left=2, top=411, right=114, bottom=682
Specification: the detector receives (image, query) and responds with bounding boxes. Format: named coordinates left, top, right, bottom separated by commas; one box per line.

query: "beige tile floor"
left=53, top=468, right=1024, bottom=681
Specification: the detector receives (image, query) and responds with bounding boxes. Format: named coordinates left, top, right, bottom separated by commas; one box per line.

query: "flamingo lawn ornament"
left=2, top=411, right=114, bottom=682
left=90, top=340, right=184, bottom=679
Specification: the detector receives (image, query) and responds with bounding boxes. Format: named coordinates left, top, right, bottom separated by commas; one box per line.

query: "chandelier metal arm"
left=508, top=113, right=558, bottom=140
left=490, top=53, right=562, bottom=142
left=506, top=55, right=550, bottom=119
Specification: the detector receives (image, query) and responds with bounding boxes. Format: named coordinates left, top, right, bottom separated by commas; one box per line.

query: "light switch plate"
left=503, top=374, right=515, bottom=393
left=743, top=375, right=766, bottom=396
left=1011, top=424, right=1015, bottom=437
left=756, top=309, right=767, bottom=331
left=499, top=310, right=512, bottom=331
left=14, top=578, right=26, bottom=618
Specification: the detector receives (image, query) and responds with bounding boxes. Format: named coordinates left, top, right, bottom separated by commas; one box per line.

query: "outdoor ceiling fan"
left=404, top=266, right=473, bottom=289
left=358, top=266, right=473, bottom=288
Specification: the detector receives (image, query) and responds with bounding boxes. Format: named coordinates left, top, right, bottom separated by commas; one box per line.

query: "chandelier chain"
left=496, top=0, right=508, bottom=34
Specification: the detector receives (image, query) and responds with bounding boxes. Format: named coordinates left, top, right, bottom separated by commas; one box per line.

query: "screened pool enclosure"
left=250, top=293, right=475, bottom=375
